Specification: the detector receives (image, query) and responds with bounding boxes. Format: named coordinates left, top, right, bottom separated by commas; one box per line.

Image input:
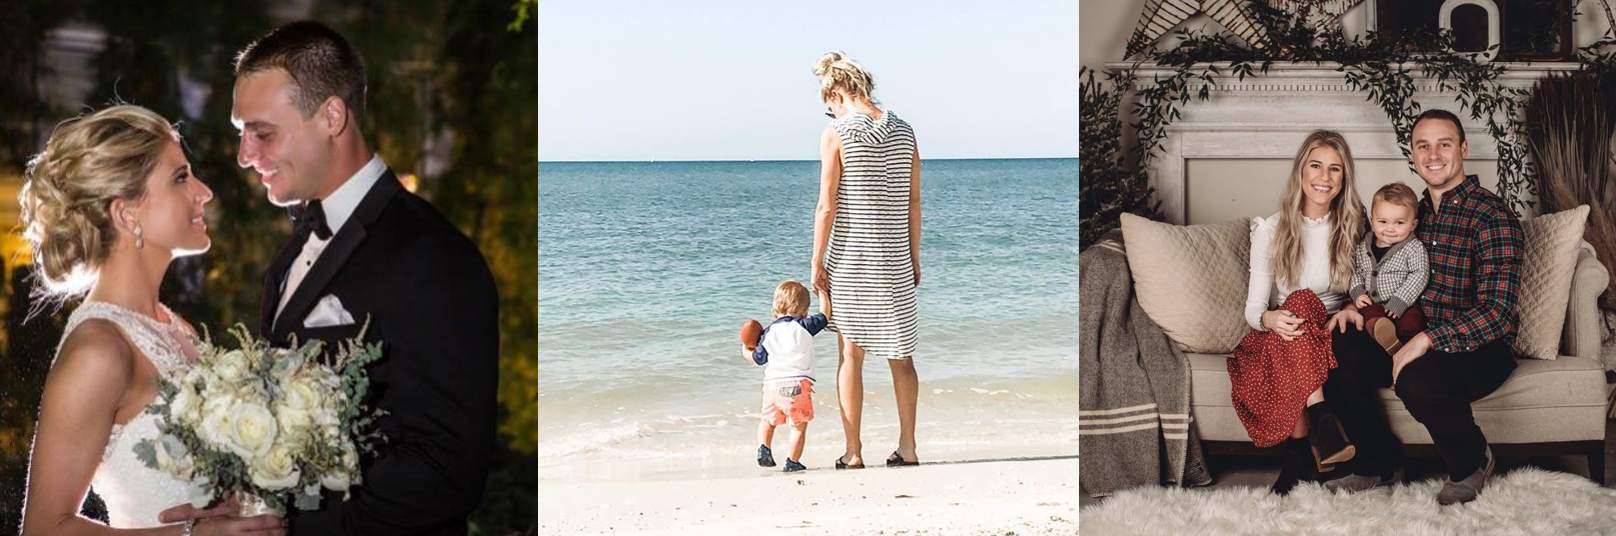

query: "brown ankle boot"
left=1307, top=402, right=1356, bottom=472
left=1371, top=317, right=1402, bottom=354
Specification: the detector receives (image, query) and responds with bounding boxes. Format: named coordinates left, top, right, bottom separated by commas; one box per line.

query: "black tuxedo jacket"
left=264, top=171, right=499, bottom=536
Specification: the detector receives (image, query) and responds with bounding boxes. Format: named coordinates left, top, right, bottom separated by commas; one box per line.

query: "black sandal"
left=835, top=456, right=865, bottom=469
left=885, top=451, right=919, bottom=467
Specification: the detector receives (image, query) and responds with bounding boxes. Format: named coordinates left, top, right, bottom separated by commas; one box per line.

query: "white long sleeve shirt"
left=1244, top=212, right=1348, bottom=331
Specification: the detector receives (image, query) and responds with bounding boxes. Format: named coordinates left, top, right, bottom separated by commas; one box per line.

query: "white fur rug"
left=1080, top=467, right=1616, bottom=535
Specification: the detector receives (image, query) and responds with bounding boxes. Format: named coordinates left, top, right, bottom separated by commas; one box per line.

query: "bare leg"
left=838, top=335, right=866, bottom=466
left=890, top=356, right=919, bottom=462
left=758, top=418, right=776, bottom=448
left=787, top=422, right=808, bottom=462
left=1306, top=387, right=1325, bottom=407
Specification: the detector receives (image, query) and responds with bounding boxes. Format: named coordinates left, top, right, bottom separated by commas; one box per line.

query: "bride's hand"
left=159, top=498, right=285, bottom=534
left=159, top=497, right=238, bottom=524
left=194, top=514, right=286, bottom=536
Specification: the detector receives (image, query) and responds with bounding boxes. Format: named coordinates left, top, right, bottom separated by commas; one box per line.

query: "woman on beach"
left=1230, top=130, right=1366, bottom=494
left=808, top=51, right=922, bottom=469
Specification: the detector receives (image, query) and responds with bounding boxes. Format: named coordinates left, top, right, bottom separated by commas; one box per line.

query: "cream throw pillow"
left=1513, top=205, right=1589, bottom=359
left=1119, top=213, right=1251, bottom=354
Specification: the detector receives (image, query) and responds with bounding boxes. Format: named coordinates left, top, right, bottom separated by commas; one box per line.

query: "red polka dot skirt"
left=1227, top=289, right=1336, bottom=448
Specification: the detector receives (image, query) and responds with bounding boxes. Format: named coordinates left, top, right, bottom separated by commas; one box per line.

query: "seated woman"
left=1229, top=129, right=1368, bottom=494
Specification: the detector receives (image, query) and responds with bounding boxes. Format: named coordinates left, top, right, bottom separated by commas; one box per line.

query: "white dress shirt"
left=276, top=155, right=388, bottom=322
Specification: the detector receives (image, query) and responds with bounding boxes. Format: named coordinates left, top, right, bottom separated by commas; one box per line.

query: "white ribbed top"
left=1244, top=212, right=1348, bottom=330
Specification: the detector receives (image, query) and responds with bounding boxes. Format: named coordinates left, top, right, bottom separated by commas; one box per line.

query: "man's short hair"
left=1411, top=109, right=1465, bottom=143
left=235, top=21, right=367, bottom=120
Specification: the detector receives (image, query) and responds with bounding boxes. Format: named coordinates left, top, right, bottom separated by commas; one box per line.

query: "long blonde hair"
left=1270, top=130, right=1365, bottom=291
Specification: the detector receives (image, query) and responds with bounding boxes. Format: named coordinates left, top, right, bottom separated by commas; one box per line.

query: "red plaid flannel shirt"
left=1414, top=175, right=1524, bottom=353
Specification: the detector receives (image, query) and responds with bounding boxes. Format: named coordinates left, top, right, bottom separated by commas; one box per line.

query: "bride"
left=19, top=105, right=284, bottom=535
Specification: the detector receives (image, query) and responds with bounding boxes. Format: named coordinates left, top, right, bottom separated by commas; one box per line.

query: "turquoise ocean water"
left=537, top=158, right=1077, bottom=480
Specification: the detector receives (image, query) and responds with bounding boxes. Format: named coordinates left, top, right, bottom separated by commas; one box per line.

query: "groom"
left=162, top=21, right=500, bottom=535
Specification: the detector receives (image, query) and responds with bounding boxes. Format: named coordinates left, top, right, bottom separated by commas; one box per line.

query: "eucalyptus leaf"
left=133, top=440, right=158, bottom=468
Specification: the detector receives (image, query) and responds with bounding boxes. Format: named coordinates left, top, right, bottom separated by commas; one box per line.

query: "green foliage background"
left=1085, top=1, right=1616, bottom=252
left=0, top=1, right=536, bottom=533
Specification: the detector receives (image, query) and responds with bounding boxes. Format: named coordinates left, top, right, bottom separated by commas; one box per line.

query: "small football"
left=741, top=319, right=763, bottom=349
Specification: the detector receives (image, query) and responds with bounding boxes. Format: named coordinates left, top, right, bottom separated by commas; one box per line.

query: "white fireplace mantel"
left=1105, top=61, right=1582, bottom=224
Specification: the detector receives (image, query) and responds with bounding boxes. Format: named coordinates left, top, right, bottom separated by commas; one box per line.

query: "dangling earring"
left=134, top=225, right=144, bottom=249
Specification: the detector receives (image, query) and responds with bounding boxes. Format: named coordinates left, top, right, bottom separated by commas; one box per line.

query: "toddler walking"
left=742, top=280, right=829, bottom=473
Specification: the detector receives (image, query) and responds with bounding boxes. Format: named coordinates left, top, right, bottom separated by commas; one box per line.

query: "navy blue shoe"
left=783, top=459, right=807, bottom=473
left=757, top=445, right=776, bottom=467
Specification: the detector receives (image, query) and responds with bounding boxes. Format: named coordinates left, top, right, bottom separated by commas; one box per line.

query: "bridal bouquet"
left=134, top=323, right=386, bottom=513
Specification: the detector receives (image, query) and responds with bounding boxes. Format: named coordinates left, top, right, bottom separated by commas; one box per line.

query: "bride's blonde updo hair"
left=19, top=104, right=177, bottom=296
left=814, top=51, right=875, bottom=104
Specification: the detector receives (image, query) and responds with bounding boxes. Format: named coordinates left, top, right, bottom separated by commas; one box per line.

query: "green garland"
left=1097, top=1, right=1616, bottom=220
left=1080, top=68, right=1161, bottom=249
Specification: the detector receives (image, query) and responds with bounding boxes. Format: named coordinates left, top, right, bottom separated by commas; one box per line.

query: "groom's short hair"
left=235, top=20, right=367, bottom=122
left=1411, top=109, right=1465, bottom=143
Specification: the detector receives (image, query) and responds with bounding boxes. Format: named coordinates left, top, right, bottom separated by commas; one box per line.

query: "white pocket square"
left=303, top=294, right=357, bottom=328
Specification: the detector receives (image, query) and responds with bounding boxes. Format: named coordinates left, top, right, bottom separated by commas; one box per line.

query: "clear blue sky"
left=538, top=1, right=1078, bottom=161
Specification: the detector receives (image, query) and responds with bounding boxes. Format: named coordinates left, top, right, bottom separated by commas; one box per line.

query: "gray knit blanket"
left=1079, top=229, right=1211, bottom=497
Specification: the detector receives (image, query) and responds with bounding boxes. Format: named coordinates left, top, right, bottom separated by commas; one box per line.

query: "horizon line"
left=538, top=156, right=1077, bottom=164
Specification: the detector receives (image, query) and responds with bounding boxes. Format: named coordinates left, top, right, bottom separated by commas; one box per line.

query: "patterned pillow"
left=1119, top=213, right=1252, bottom=354
left=1513, top=205, right=1590, bottom=359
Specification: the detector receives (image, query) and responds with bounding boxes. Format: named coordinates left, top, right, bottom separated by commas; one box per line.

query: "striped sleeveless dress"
left=824, top=110, right=919, bottom=360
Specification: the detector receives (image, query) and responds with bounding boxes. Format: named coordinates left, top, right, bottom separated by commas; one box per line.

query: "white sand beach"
left=535, top=456, right=1080, bottom=535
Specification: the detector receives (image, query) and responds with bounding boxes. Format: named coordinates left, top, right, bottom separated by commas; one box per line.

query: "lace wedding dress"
left=63, top=300, right=202, bottom=528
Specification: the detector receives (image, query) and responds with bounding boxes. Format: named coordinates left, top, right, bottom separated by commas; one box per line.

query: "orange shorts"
left=760, top=379, right=814, bottom=426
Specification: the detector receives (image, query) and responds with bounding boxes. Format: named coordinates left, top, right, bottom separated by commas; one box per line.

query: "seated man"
left=1321, top=109, right=1524, bottom=505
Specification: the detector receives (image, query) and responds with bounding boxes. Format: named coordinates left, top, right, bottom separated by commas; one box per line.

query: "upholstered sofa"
left=1119, top=209, right=1613, bottom=484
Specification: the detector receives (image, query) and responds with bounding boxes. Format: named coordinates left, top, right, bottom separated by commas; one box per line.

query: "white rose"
left=250, top=443, right=301, bottom=491
left=214, top=349, right=251, bottom=382
left=182, top=365, right=206, bottom=385
left=168, top=385, right=203, bottom=425
left=276, top=374, right=324, bottom=434
left=312, top=373, right=344, bottom=426
left=319, top=470, right=350, bottom=491
left=321, top=445, right=360, bottom=491
left=320, top=423, right=343, bottom=445
left=224, top=400, right=279, bottom=460
left=154, top=434, right=195, bottom=479
left=198, top=392, right=239, bottom=448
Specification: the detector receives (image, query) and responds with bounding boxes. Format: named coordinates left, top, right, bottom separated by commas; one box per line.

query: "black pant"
left=1323, top=325, right=1516, bottom=479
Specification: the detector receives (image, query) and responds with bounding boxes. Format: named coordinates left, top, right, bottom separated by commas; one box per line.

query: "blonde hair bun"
left=19, top=104, right=175, bottom=296
left=813, top=51, right=846, bottom=78
left=813, top=51, right=875, bottom=104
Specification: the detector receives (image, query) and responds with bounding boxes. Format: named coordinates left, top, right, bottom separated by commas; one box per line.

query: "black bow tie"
left=289, top=199, right=332, bottom=240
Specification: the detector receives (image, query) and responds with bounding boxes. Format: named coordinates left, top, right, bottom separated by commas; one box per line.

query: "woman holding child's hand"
left=809, top=51, right=922, bottom=469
